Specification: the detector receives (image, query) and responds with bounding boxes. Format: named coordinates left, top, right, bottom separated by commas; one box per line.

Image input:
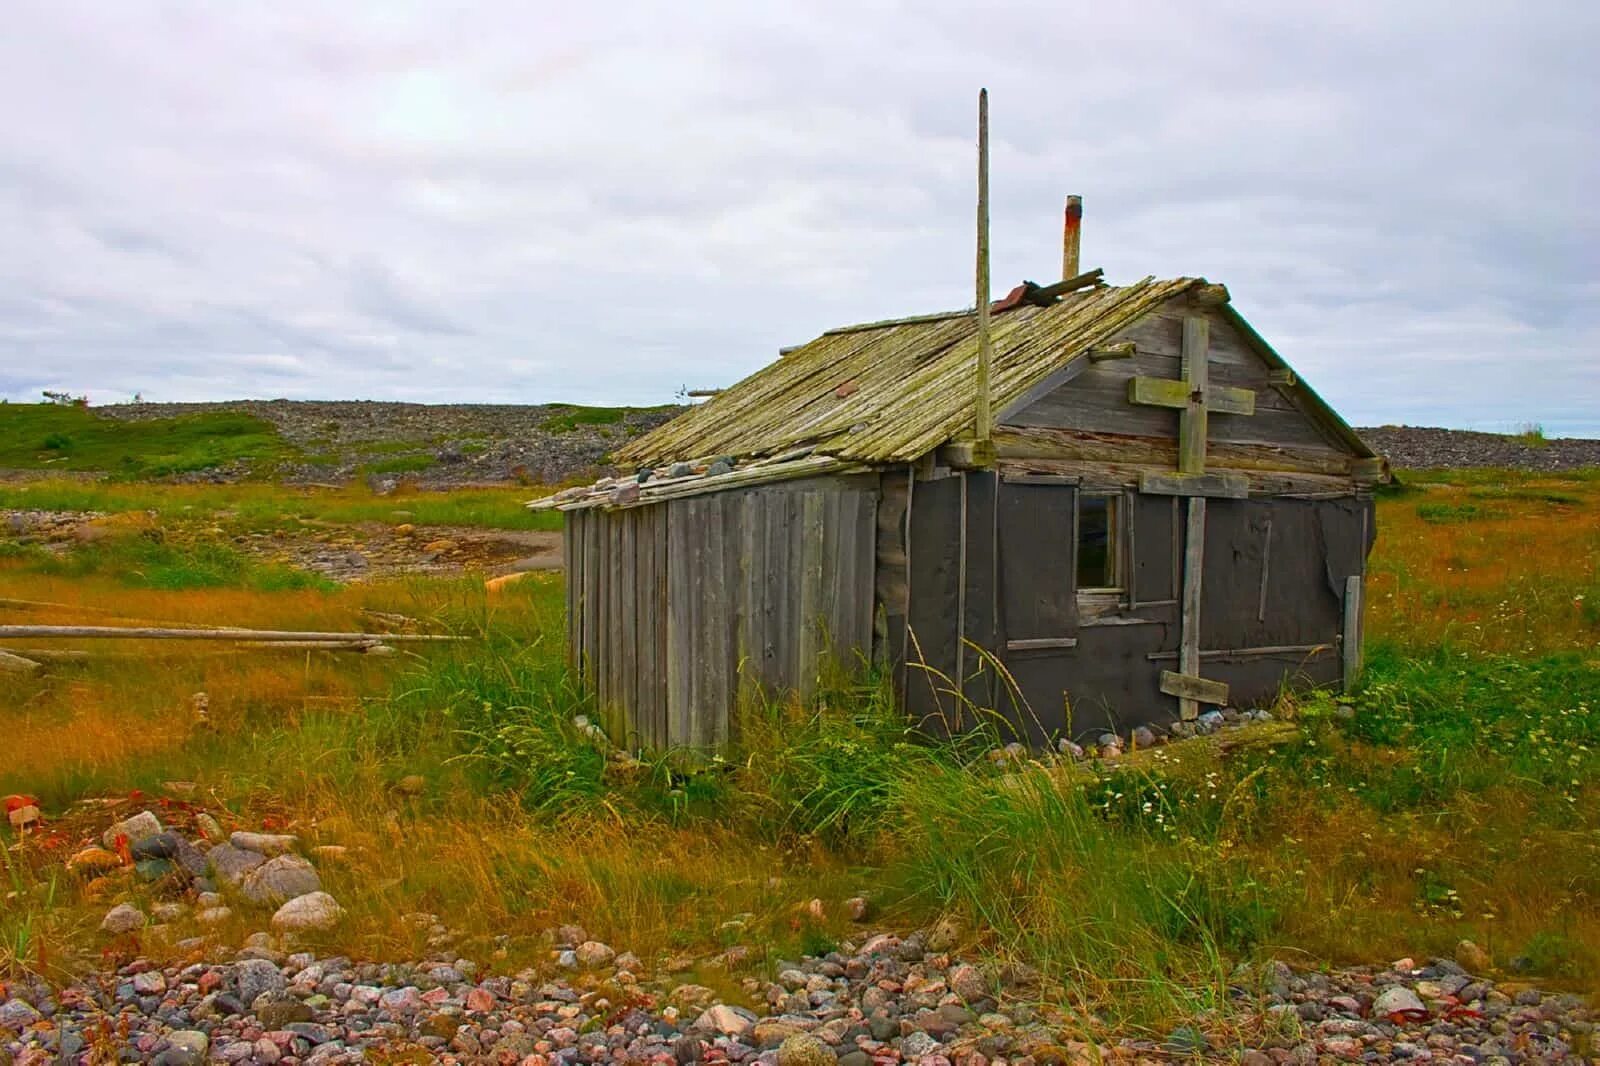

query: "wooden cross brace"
left=1124, top=315, right=1260, bottom=719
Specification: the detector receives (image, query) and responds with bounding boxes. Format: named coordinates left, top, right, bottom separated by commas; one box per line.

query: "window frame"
left=1075, top=491, right=1125, bottom=598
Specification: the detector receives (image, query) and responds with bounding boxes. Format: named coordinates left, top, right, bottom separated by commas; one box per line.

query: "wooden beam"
left=0, top=650, right=42, bottom=674
left=1139, top=471, right=1249, bottom=499
left=974, top=88, right=993, bottom=447
left=1351, top=457, right=1388, bottom=482
left=1267, top=369, right=1296, bottom=387
left=1088, top=342, right=1135, bottom=362
left=1160, top=669, right=1229, bottom=706
left=1177, top=497, right=1206, bottom=720
left=1190, top=283, right=1231, bottom=307
left=1127, top=376, right=1255, bottom=416
left=1179, top=316, right=1209, bottom=474
left=1342, top=575, right=1364, bottom=692
left=939, top=439, right=998, bottom=470
left=0, top=625, right=463, bottom=643
left=992, top=425, right=1357, bottom=476
left=1006, top=637, right=1079, bottom=652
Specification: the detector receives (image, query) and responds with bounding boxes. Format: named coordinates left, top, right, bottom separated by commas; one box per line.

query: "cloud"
left=0, top=0, right=1595, bottom=433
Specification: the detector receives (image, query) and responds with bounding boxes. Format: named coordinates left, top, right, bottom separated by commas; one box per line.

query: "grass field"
left=0, top=404, right=293, bottom=476
left=1, top=467, right=1597, bottom=1037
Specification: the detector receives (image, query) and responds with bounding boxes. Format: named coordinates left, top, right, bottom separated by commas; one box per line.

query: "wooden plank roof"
left=616, top=277, right=1201, bottom=467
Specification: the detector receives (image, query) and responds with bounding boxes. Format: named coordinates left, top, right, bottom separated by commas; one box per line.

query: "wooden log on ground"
left=0, top=650, right=42, bottom=673
left=0, top=625, right=464, bottom=643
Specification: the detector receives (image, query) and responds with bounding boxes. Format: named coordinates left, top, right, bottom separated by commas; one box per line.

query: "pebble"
left=2, top=906, right=1592, bottom=1066
left=100, top=902, right=146, bottom=934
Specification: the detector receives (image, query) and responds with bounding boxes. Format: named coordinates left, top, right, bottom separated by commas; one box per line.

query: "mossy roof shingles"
left=617, top=277, right=1201, bottom=467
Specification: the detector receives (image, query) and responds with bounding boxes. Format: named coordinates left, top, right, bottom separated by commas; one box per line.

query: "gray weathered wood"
left=974, top=88, right=992, bottom=445
left=1159, top=669, right=1229, bottom=706
left=0, top=649, right=41, bottom=673
left=1138, top=471, right=1249, bottom=499
left=1006, top=637, right=1079, bottom=651
left=0, top=625, right=462, bottom=642
left=1147, top=643, right=1333, bottom=662
left=1088, top=341, right=1134, bottom=362
left=1178, top=497, right=1206, bottom=720
left=1258, top=517, right=1273, bottom=623
left=1342, top=574, right=1363, bottom=693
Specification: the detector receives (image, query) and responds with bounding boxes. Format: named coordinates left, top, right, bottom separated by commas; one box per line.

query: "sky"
left=2, top=2, right=1597, bottom=434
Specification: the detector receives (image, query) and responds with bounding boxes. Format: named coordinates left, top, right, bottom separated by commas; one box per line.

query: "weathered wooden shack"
left=532, top=270, right=1386, bottom=750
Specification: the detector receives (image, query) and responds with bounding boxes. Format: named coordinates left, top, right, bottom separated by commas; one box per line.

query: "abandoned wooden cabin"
left=532, top=267, right=1386, bottom=750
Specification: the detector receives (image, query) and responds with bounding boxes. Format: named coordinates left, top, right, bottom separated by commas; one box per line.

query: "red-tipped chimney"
left=1062, top=195, right=1082, bottom=280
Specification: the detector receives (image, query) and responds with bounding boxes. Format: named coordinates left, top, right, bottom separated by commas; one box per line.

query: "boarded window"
left=1077, top=495, right=1120, bottom=590
left=997, top=482, right=1077, bottom=644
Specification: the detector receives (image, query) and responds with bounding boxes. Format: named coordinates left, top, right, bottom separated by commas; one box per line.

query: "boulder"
left=239, top=855, right=321, bottom=905
left=271, top=891, right=345, bottom=933
left=207, top=844, right=267, bottom=886
left=1455, top=939, right=1492, bottom=973
left=102, top=810, right=163, bottom=849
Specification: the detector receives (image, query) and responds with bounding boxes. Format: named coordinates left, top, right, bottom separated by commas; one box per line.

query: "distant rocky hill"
left=1355, top=425, right=1600, bottom=472
left=93, top=399, right=684, bottom=487
left=31, top=402, right=1600, bottom=485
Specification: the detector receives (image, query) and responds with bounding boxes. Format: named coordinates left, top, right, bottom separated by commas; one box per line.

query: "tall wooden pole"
left=974, top=88, right=993, bottom=444
left=1062, top=194, right=1082, bottom=280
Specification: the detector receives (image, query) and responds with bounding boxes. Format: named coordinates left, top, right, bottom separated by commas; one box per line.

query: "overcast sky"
left=2, top=2, right=1596, bottom=433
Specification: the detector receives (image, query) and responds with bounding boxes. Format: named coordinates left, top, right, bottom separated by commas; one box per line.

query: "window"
left=1077, top=495, right=1121, bottom=591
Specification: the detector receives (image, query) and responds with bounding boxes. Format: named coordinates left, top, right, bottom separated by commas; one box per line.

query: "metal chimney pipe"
left=1062, top=194, right=1082, bottom=281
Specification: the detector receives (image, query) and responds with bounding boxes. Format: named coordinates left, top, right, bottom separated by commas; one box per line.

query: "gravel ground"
left=0, top=933, right=1591, bottom=1064
left=1356, top=426, right=1600, bottom=472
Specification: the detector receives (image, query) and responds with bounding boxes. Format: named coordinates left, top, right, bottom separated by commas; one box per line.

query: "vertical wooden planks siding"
left=573, top=478, right=879, bottom=752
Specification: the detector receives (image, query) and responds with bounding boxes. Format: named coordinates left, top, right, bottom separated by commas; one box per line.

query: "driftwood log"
left=0, top=625, right=463, bottom=643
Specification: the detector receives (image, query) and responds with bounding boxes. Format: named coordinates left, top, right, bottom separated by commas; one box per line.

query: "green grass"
left=360, top=453, right=437, bottom=475
left=24, top=532, right=334, bottom=592
left=0, top=404, right=294, bottom=476
left=0, top=480, right=561, bottom=532
left=539, top=404, right=673, bottom=434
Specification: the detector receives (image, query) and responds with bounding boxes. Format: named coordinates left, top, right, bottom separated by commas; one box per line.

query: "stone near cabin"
left=231, top=831, right=299, bottom=856
left=1130, top=726, right=1157, bottom=749
left=195, top=812, right=225, bottom=842
left=1371, top=985, right=1428, bottom=1020
left=7, top=804, right=40, bottom=830
left=845, top=896, right=870, bottom=922
left=239, top=854, right=322, bottom=906
left=693, top=1003, right=757, bottom=1037
left=1456, top=938, right=1492, bottom=973
left=101, top=902, right=146, bottom=935
left=271, top=892, right=345, bottom=933
left=0, top=997, right=42, bottom=1029
left=948, top=963, right=986, bottom=1003
left=207, top=844, right=267, bottom=885
left=234, top=957, right=287, bottom=1005
left=130, top=831, right=183, bottom=860
left=131, top=970, right=167, bottom=996
left=925, top=915, right=963, bottom=953
left=778, top=1033, right=838, bottom=1066
left=197, top=906, right=233, bottom=925
left=161, top=1031, right=209, bottom=1066
left=102, top=810, right=164, bottom=849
